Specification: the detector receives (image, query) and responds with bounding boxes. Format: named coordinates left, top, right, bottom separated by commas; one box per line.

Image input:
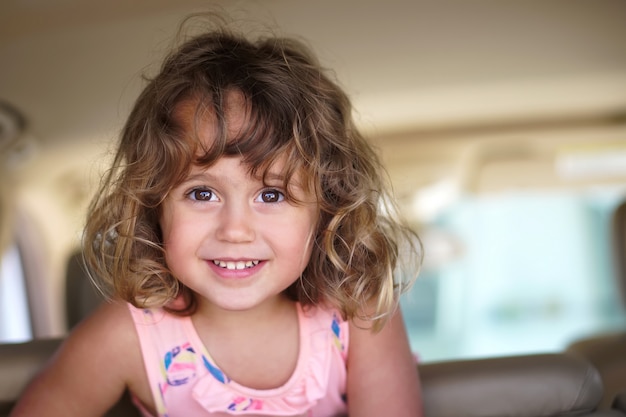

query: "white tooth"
left=213, top=260, right=260, bottom=269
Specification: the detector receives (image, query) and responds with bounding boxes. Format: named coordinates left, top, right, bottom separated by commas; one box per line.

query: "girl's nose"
left=215, top=202, right=255, bottom=243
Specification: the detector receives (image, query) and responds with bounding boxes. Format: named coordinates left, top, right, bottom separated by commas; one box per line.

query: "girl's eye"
left=257, top=189, right=284, bottom=203
left=188, top=188, right=217, bottom=201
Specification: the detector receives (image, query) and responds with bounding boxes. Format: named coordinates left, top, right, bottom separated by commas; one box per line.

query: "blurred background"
left=1, top=0, right=626, bottom=363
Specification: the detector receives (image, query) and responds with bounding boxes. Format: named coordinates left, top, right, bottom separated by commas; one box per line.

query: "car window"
left=403, top=187, right=626, bottom=362
left=0, top=242, right=32, bottom=342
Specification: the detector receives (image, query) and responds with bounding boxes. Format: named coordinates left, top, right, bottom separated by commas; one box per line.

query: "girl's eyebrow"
left=263, top=172, right=287, bottom=182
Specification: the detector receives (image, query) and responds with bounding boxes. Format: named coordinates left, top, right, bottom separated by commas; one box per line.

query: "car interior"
left=1, top=1, right=626, bottom=416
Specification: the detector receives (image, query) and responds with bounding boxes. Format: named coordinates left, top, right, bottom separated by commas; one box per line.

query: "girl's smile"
left=207, top=258, right=265, bottom=279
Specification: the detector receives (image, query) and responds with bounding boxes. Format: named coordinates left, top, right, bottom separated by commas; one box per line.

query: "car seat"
left=566, top=199, right=626, bottom=409
left=1, top=342, right=624, bottom=417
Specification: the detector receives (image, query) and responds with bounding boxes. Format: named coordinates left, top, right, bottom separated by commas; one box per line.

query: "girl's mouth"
left=212, top=260, right=260, bottom=270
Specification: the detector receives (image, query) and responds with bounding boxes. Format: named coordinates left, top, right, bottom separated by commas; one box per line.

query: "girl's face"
left=159, top=97, right=318, bottom=313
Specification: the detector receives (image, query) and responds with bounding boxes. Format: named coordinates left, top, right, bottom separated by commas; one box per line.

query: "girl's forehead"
left=186, top=154, right=289, bottom=180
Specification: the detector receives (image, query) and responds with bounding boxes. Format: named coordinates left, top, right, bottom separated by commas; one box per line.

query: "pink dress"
left=128, top=303, right=349, bottom=417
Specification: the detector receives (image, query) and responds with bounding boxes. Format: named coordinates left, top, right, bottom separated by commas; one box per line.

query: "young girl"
left=11, top=19, right=423, bottom=417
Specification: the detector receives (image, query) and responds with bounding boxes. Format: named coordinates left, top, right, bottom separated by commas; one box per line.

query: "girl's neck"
left=191, top=293, right=301, bottom=390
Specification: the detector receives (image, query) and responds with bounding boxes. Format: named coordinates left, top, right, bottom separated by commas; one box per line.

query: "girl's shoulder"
left=300, top=303, right=350, bottom=354
left=75, top=300, right=147, bottom=378
left=76, top=299, right=140, bottom=345
left=9, top=300, right=151, bottom=416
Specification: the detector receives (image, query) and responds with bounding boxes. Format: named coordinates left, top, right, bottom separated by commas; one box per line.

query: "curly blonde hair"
left=83, top=21, right=421, bottom=330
